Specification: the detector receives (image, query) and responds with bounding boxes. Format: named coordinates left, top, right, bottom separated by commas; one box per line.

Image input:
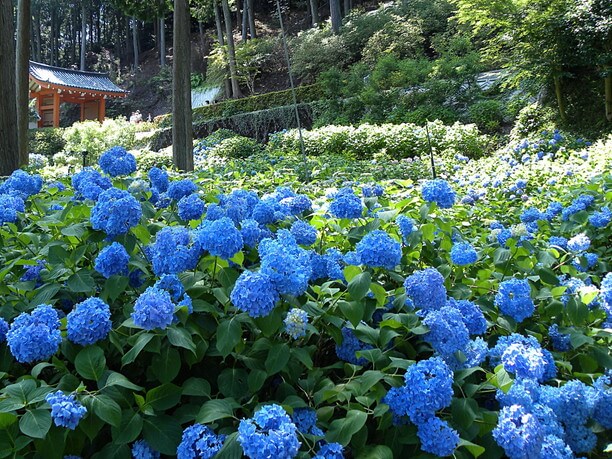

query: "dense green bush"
left=269, top=121, right=489, bottom=160
left=29, top=128, right=66, bottom=157
left=510, top=103, right=558, bottom=141
left=207, top=136, right=263, bottom=159
left=62, top=118, right=137, bottom=161
left=468, top=99, right=506, bottom=133
left=133, top=149, right=174, bottom=171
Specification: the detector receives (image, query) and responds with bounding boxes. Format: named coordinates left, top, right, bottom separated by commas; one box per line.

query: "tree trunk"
left=132, top=17, right=139, bottom=70
left=0, top=0, right=19, bottom=176
left=221, top=0, right=243, bottom=98
left=214, top=1, right=232, bottom=98
left=247, top=0, right=256, bottom=38
left=160, top=16, right=166, bottom=68
left=553, top=75, right=567, bottom=124
left=80, top=2, right=87, bottom=70
left=343, top=0, right=351, bottom=17
left=173, top=0, right=193, bottom=171
left=16, top=0, right=31, bottom=168
left=198, top=21, right=209, bottom=77
left=309, top=0, right=318, bottom=27
left=330, top=0, right=342, bottom=34
left=34, top=4, right=41, bottom=61
left=605, top=71, right=612, bottom=122
left=241, top=0, right=248, bottom=42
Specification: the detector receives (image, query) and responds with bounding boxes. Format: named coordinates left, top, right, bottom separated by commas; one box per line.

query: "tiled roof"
left=29, top=61, right=127, bottom=95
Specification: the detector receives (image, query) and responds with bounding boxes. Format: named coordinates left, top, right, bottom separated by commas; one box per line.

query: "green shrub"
left=133, top=149, right=174, bottom=171
left=510, top=103, right=557, bottom=141
left=361, top=18, right=424, bottom=66
left=468, top=99, right=505, bottom=132
left=197, top=129, right=238, bottom=148
left=62, top=118, right=137, bottom=161
left=28, top=128, right=66, bottom=157
left=290, top=26, right=350, bottom=81
left=208, top=136, right=264, bottom=159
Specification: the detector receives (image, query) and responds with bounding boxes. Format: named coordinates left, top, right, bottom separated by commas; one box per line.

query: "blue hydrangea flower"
left=0, top=170, right=43, bottom=198
left=548, top=236, right=568, bottom=250
left=313, top=443, right=344, bottom=459
left=95, top=242, right=129, bottom=278
left=567, top=233, right=591, bottom=252
left=403, top=268, right=447, bottom=311
left=421, top=179, right=456, bottom=208
left=20, top=259, right=46, bottom=284
left=7, top=304, right=62, bottom=363
left=423, top=306, right=470, bottom=357
left=335, top=327, right=372, bottom=366
left=251, top=201, right=276, bottom=225
left=450, top=242, right=478, bottom=266
left=396, top=215, right=414, bottom=244
left=132, top=287, right=175, bottom=330
left=281, top=194, right=312, bottom=216
left=543, top=202, right=563, bottom=221
left=355, top=230, right=401, bottom=270
left=416, top=416, right=460, bottom=457
left=562, top=194, right=594, bottom=221
left=177, top=424, right=226, bottom=459
left=237, top=404, right=300, bottom=459
left=447, top=298, right=487, bottom=335
left=564, top=424, right=597, bottom=454
left=240, top=219, right=266, bottom=248
left=168, top=179, right=198, bottom=201
left=259, top=231, right=311, bottom=297
left=489, top=334, right=556, bottom=382
left=539, top=434, right=577, bottom=459
left=284, top=308, right=308, bottom=339
left=602, top=273, right=612, bottom=308
left=45, top=391, right=87, bottom=430
left=589, top=207, right=611, bottom=228
left=548, top=324, right=571, bottom=352
left=329, top=188, right=363, bottom=219
left=492, top=404, right=544, bottom=459
left=362, top=183, right=384, bottom=197
left=495, top=278, right=534, bottom=322
left=0, top=194, right=25, bottom=225
left=148, top=226, right=200, bottom=275
left=72, top=168, right=112, bottom=200
left=402, top=357, right=454, bottom=423
left=446, top=337, right=488, bottom=370
left=290, top=220, right=317, bottom=246
left=154, top=274, right=185, bottom=302
left=67, top=298, right=112, bottom=346
left=231, top=271, right=279, bottom=318
left=292, top=408, right=323, bottom=436
left=593, top=374, right=612, bottom=429
left=497, top=228, right=512, bottom=247
left=520, top=207, right=542, bottom=223
left=148, top=167, right=169, bottom=192
left=132, top=439, right=160, bottom=459
left=99, top=146, right=137, bottom=177
left=178, top=194, right=205, bottom=221
left=571, top=252, right=598, bottom=272
left=0, top=318, right=8, bottom=342
left=90, top=188, right=142, bottom=238
left=197, top=217, right=243, bottom=260
left=128, top=179, right=151, bottom=198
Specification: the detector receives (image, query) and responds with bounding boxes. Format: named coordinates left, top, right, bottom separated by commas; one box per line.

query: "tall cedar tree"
left=172, top=0, right=193, bottom=171
left=16, top=0, right=31, bottom=167
left=1, top=0, right=19, bottom=176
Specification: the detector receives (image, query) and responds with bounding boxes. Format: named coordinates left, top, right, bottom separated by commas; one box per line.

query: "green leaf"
left=326, top=410, right=368, bottom=446
left=3, top=379, right=36, bottom=403
left=0, top=413, right=17, bottom=429
left=67, top=270, right=96, bottom=293
left=122, top=333, right=154, bottom=366
left=217, top=369, right=249, bottom=399
left=248, top=369, right=267, bottom=393
left=151, top=347, right=181, bottom=383
left=142, top=415, right=182, bottom=456
left=182, top=378, right=211, bottom=397
left=196, top=399, right=238, bottom=424
left=103, top=276, right=129, bottom=302
left=459, top=439, right=486, bottom=458
left=145, top=384, right=182, bottom=411
left=265, top=343, right=290, bottom=375
left=216, top=320, right=242, bottom=358
left=215, top=432, right=242, bottom=459
left=357, top=445, right=393, bottom=459
left=104, top=372, right=143, bottom=392
left=19, top=409, right=52, bottom=439
left=75, top=345, right=106, bottom=381
left=537, top=267, right=559, bottom=286
left=91, top=394, right=122, bottom=428
left=340, top=300, right=364, bottom=327
left=111, top=411, right=143, bottom=444
left=421, top=223, right=436, bottom=241
left=348, top=272, right=371, bottom=300
left=343, top=265, right=362, bottom=283
left=167, top=327, right=197, bottom=354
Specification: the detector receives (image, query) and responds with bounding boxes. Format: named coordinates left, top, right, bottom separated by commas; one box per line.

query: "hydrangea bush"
left=0, top=137, right=609, bottom=459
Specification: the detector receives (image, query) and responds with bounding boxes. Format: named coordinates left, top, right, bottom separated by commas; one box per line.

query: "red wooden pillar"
left=80, top=102, right=85, bottom=122
left=97, top=97, right=106, bottom=122
left=52, top=91, right=60, bottom=127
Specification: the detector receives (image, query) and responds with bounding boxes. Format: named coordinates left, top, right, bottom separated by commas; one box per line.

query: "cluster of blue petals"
left=98, top=146, right=137, bottom=177
left=94, top=242, right=129, bottom=278
left=90, top=188, right=142, bottom=238
left=177, top=424, right=225, bottom=459
left=132, top=287, right=175, bottom=330
left=67, top=298, right=112, bottom=346
left=7, top=304, right=62, bottom=363
left=45, top=391, right=87, bottom=430
left=421, top=179, right=456, bottom=208
left=355, top=230, right=401, bottom=270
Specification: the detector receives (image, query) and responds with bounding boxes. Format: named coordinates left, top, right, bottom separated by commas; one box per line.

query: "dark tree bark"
left=1, top=0, right=19, bottom=176
left=34, top=3, right=41, bottom=61
left=172, top=0, right=193, bottom=171
left=247, top=0, right=256, bottom=38
left=159, top=16, right=166, bottom=68
left=330, top=0, right=342, bottom=34
left=214, top=1, right=232, bottom=98
left=309, top=0, right=318, bottom=27
left=605, top=72, right=612, bottom=121
left=198, top=21, right=210, bottom=77
left=80, top=1, right=87, bottom=70
left=343, top=0, right=351, bottom=17
left=132, top=16, right=139, bottom=70
left=221, top=0, right=243, bottom=98
left=16, top=0, right=31, bottom=167
left=241, top=0, right=248, bottom=42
